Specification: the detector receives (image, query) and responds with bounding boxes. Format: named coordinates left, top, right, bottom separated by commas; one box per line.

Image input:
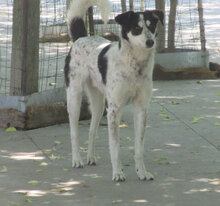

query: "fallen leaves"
left=24, top=198, right=33, bottom=203
left=54, top=141, right=63, bottom=146
left=119, top=123, right=128, bottom=128
left=51, top=187, right=73, bottom=193
left=196, top=80, right=203, bottom=84
left=160, top=108, right=166, bottom=115
left=41, top=149, right=52, bottom=154
left=39, top=162, right=48, bottom=167
left=183, top=99, right=189, bottom=103
left=5, top=127, right=17, bottom=132
left=62, top=168, right=70, bottom=172
left=163, top=116, right=173, bottom=121
left=159, top=108, right=174, bottom=121
left=0, top=166, right=8, bottom=173
left=28, top=180, right=40, bottom=185
left=10, top=202, right=20, bottom=206
left=80, top=147, right=88, bottom=152
left=153, top=157, right=171, bottom=165
left=36, top=169, right=44, bottom=173
left=49, top=154, right=64, bottom=160
left=171, top=101, right=180, bottom=105
left=191, top=116, right=204, bottom=124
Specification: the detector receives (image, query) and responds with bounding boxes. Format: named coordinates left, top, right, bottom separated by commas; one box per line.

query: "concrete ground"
left=0, top=80, right=220, bottom=206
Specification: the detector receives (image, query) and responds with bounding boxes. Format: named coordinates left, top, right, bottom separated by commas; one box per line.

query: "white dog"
left=65, top=0, right=164, bottom=181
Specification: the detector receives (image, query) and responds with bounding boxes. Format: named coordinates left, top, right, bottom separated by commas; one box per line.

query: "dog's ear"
left=115, top=11, right=135, bottom=26
left=152, top=10, right=164, bottom=25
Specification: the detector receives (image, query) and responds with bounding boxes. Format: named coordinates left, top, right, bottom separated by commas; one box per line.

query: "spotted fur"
left=65, top=0, right=164, bottom=182
left=98, top=44, right=111, bottom=84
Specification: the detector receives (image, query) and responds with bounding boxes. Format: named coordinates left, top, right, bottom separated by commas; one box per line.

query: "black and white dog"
left=65, top=0, right=164, bottom=181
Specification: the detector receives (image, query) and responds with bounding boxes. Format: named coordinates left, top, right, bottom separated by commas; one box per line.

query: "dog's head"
left=115, top=10, right=164, bottom=49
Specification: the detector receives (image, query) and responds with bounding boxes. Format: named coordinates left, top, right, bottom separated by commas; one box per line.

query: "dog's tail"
left=67, top=0, right=111, bottom=42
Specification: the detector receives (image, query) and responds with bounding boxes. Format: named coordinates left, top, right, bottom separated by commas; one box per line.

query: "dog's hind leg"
left=67, top=82, right=84, bottom=168
left=86, top=80, right=105, bottom=165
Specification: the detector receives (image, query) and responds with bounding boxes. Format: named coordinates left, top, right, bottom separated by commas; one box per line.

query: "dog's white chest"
left=106, top=53, right=154, bottom=105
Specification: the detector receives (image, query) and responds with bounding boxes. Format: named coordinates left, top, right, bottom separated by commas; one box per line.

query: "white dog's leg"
left=107, top=103, right=125, bottom=182
left=86, top=82, right=105, bottom=165
left=67, top=85, right=84, bottom=168
left=133, top=101, right=154, bottom=181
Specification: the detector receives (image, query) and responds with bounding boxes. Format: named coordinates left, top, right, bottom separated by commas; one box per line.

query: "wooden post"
left=10, top=0, right=40, bottom=96
left=66, top=0, right=71, bottom=11
left=155, top=0, right=166, bottom=52
left=129, top=0, right=134, bottom=11
left=198, top=0, right=206, bottom=51
left=168, top=0, right=178, bottom=51
left=88, top=7, right=94, bottom=36
left=121, top=0, right=127, bottom=12
left=140, top=0, right=144, bottom=12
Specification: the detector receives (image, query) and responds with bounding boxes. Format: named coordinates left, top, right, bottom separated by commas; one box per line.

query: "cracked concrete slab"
left=0, top=80, right=220, bottom=206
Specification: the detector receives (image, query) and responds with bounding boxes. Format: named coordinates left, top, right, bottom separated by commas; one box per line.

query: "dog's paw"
left=72, top=158, right=84, bottom=168
left=137, top=170, right=154, bottom=181
left=112, top=171, right=126, bottom=182
left=87, top=156, right=97, bottom=166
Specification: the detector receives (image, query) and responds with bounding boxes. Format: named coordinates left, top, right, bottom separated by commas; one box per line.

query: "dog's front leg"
left=134, top=102, right=154, bottom=181
left=107, top=103, right=125, bottom=182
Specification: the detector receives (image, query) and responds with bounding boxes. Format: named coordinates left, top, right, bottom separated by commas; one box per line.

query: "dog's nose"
left=146, top=40, right=154, bottom=48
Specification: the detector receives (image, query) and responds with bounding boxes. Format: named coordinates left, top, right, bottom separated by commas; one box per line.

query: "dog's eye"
left=146, top=20, right=151, bottom=27
left=132, top=26, right=143, bottom=35
left=147, top=24, right=156, bottom=34
left=135, top=26, right=142, bottom=31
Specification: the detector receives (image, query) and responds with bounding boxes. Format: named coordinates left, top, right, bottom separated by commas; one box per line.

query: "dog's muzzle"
left=146, top=39, right=154, bottom=48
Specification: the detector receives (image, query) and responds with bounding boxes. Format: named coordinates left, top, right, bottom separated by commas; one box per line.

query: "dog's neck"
left=119, top=38, right=155, bottom=64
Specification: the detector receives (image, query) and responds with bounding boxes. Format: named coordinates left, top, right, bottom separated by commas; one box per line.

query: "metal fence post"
left=10, top=0, right=40, bottom=96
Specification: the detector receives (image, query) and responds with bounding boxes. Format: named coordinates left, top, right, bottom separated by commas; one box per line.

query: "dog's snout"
left=146, top=40, right=154, bottom=48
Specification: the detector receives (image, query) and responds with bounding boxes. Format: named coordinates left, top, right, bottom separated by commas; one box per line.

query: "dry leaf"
left=119, top=123, right=128, bottom=128
left=5, top=127, right=17, bottom=132
left=0, top=166, right=8, bottom=173
left=191, top=117, right=204, bottom=124
left=39, top=162, right=48, bottom=167
left=28, top=180, right=39, bottom=185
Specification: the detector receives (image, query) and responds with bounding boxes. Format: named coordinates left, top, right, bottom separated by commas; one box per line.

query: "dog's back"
left=65, top=0, right=111, bottom=89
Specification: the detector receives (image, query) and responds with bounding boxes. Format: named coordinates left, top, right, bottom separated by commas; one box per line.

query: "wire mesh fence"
left=0, top=0, right=13, bottom=95
left=0, top=0, right=218, bottom=96
left=39, top=0, right=70, bottom=92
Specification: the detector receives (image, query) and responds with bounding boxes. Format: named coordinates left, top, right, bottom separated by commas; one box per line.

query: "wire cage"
left=0, top=0, right=13, bottom=96
left=0, top=0, right=70, bottom=96
left=39, top=0, right=69, bottom=92
left=93, top=0, right=204, bottom=50
left=0, top=0, right=209, bottom=97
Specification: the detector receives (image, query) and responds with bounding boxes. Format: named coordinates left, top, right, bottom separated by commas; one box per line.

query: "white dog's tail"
left=67, top=0, right=111, bottom=42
